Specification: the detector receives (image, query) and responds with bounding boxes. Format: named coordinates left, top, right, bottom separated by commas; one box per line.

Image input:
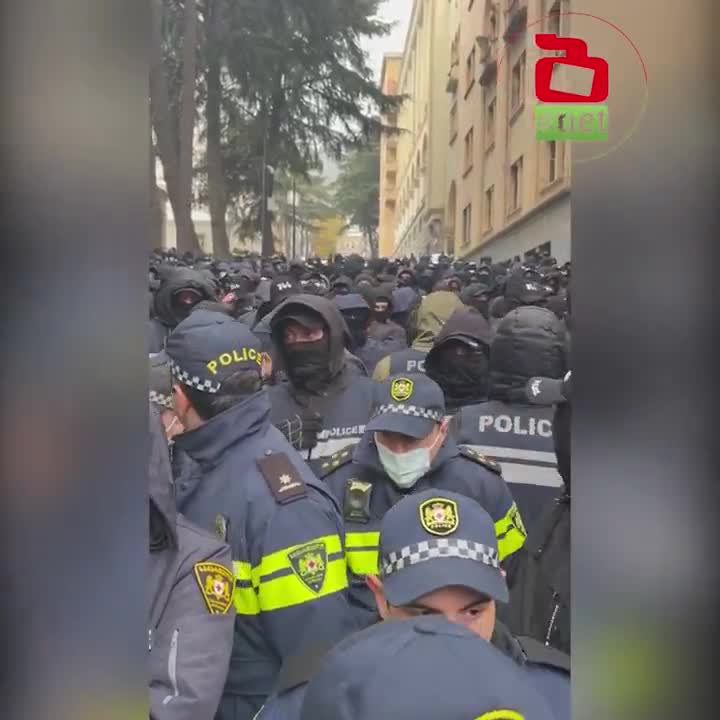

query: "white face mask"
left=374, top=431, right=442, bottom=490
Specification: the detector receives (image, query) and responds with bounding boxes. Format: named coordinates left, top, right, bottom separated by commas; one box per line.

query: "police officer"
left=320, top=373, right=527, bottom=614
left=452, top=306, right=568, bottom=537
left=266, top=295, right=376, bottom=462
left=150, top=352, right=184, bottom=441
left=372, top=290, right=464, bottom=381
left=251, top=488, right=569, bottom=720
left=299, top=615, right=557, bottom=720
left=149, top=407, right=235, bottom=720
left=165, top=310, right=356, bottom=720
left=506, top=373, right=571, bottom=655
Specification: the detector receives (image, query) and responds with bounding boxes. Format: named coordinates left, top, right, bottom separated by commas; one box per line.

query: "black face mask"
left=283, top=338, right=333, bottom=391
left=431, top=350, right=489, bottom=408
left=343, top=316, right=368, bottom=350
left=372, top=310, right=390, bottom=324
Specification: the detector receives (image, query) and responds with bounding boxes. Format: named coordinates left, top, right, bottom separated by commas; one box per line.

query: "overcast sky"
left=363, top=0, right=414, bottom=80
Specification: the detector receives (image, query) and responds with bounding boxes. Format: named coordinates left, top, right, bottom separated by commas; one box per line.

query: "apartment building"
left=378, top=54, right=403, bottom=258
left=446, top=0, right=571, bottom=263
left=390, top=0, right=452, bottom=258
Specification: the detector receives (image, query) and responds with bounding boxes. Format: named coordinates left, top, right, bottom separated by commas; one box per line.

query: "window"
left=485, top=97, right=496, bottom=148
left=489, top=10, right=497, bottom=40
left=386, top=170, right=397, bottom=188
left=509, top=157, right=523, bottom=213
left=547, top=141, right=557, bottom=183
left=463, top=128, right=474, bottom=173
left=466, top=48, right=476, bottom=92
left=450, top=102, right=458, bottom=142
left=484, top=186, right=494, bottom=231
left=462, top=204, right=472, bottom=246
left=387, top=112, right=398, bottom=126
left=385, top=199, right=396, bottom=210
left=510, top=52, right=526, bottom=115
left=388, top=146, right=397, bottom=163
left=547, top=0, right=561, bottom=34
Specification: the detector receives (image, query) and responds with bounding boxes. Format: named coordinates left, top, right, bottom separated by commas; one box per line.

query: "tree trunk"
left=149, top=117, right=163, bottom=250
left=150, top=0, right=198, bottom=255
left=178, top=0, right=199, bottom=254
left=367, top=226, right=379, bottom=259
left=205, top=2, right=229, bottom=258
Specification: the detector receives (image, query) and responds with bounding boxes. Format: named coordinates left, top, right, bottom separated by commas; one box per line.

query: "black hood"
left=428, top=307, right=492, bottom=350
left=152, top=267, right=217, bottom=329
left=149, top=406, right=177, bottom=550
left=489, top=306, right=567, bottom=402
left=269, top=294, right=350, bottom=378
left=503, top=273, right=548, bottom=312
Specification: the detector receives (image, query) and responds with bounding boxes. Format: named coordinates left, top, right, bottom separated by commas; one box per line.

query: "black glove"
left=274, top=412, right=323, bottom=451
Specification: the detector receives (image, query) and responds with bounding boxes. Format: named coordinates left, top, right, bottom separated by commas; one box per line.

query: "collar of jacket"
left=173, top=390, right=271, bottom=469
left=352, top=429, right=460, bottom=476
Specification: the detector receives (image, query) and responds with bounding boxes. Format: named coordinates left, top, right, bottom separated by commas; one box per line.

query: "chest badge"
left=419, top=497, right=459, bottom=536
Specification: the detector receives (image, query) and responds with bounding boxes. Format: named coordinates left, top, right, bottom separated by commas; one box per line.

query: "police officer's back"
left=165, top=311, right=356, bottom=720
left=320, top=374, right=527, bottom=614
left=452, top=306, right=568, bottom=537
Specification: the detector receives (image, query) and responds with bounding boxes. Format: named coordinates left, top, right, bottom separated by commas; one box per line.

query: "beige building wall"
left=378, top=55, right=403, bottom=258
left=445, top=0, right=572, bottom=263
left=392, top=0, right=451, bottom=258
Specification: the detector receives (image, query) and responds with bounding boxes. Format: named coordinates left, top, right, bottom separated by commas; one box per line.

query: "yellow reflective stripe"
left=345, top=531, right=380, bottom=576
left=494, top=503, right=527, bottom=560
left=258, top=556, right=348, bottom=611
left=250, top=535, right=343, bottom=585
left=232, top=561, right=260, bottom=616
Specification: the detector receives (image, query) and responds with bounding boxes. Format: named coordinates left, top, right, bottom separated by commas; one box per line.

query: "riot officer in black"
left=452, top=306, right=567, bottom=538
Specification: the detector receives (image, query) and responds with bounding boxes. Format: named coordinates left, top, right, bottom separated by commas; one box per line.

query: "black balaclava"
left=427, top=341, right=490, bottom=411
left=279, top=316, right=334, bottom=393
left=341, top=310, right=369, bottom=350
left=553, top=401, right=571, bottom=493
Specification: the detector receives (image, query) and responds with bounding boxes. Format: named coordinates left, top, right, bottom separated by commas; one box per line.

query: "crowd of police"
left=148, top=248, right=571, bottom=720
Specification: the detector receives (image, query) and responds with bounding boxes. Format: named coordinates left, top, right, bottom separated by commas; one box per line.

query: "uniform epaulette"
left=257, top=452, right=307, bottom=505
left=318, top=444, right=357, bottom=477
left=514, top=635, right=571, bottom=674
left=457, top=445, right=502, bottom=475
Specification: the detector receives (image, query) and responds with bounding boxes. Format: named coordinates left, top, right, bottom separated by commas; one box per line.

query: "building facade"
left=447, top=0, right=571, bottom=264
left=378, top=54, right=403, bottom=258
left=382, top=0, right=572, bottom=264
left=390, top=0, right=452, bottom=258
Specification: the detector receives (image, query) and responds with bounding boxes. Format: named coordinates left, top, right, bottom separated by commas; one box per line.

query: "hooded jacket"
left=148, top=408, right=235, bottom=720
left=372, top=291, right=465, bottom=381
left=149, top=268, right=217, bottom=352
left=171, top=393, right=357, bottom=720
left=266, top=296, right=377, bottom=461
left=425, top=308, right=492, bottom=414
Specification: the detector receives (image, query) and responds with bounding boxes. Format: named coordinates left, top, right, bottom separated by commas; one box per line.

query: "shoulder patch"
left=458, top=445, right=502, bottom=475
left=514, top=635, right=571, bottom=674
left=257, top=453, right=307, bottom=504
left=193, top=562, right=234, bottom=614
left=318, top=443, right=357, bottom=478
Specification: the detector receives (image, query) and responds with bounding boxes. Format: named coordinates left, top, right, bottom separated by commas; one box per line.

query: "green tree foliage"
left=333, top=141, right=381, bottom=258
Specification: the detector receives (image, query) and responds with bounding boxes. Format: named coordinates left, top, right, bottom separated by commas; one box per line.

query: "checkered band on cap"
left=149, top=390, right=173, bottom=410
left=380, top=538, right=499, bottom=577
left=373, top=404, right=444, bottom=422
left=169, top=358, right=221, bottom=394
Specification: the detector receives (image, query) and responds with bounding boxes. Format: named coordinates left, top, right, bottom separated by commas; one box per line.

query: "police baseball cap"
left=366, top=374, right=446, bottom=440
left=165, top=309, right=264, bottom=394
left=526, top=370, right=572, bottom=405
left=299, top=615, right=555, bottom=720
left=379, top=489, right=508, bottom=606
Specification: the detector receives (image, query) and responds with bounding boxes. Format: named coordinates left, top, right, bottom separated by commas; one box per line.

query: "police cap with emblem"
left=366, top=373, right=446, bottom=440
left=299, top=614, right=555, bottom=720
left=166, top=309, right=264, bottom=393
left=526, top=370, right=572, bottom=406
left=149, top=351, right=173, bottom=410
left=378, top=489, right=508, bottom=606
